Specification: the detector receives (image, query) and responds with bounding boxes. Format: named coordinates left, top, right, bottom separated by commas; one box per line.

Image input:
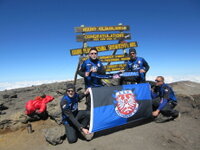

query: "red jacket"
left=25, top=95, right=54, bottom=115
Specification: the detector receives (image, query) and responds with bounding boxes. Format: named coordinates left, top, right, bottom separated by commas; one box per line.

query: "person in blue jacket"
left=78, top=47, right=113, bottom=110
left=60, top=84, right=93, bottom=143
left=78, top=47, right=112, bottom=88
left=121, top=48, right=149, bottom=84
left=151, top=76, right=179, bottom=122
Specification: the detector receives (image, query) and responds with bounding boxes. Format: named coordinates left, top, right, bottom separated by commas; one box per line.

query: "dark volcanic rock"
left=47, top=97, right=63, bottom=125
left=2, top=94, right=9, bottom=99
left=0, top=103, right=8, bottom=115
left=170, top=81, right=200, bottom=119
left=43, top=125, right=65, bottom=145
left=0, top=119, right=12, bottom=129
left=0, top=103, right=8, bottom=111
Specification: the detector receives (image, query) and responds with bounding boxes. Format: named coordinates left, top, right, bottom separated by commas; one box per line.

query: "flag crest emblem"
left=115, top=90, right=139, bottom=118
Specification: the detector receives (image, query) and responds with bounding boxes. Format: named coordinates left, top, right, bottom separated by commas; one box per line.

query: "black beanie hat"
left=129, top=48, right=136, bottom=54
left=66, top=83, right=75, bottom=90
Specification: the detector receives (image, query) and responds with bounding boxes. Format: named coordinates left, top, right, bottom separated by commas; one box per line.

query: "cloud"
left=0, top=80, right=67, bottom=91
left=146, top=75, right=200, bottom=83
left=0, top=75, right=200, bottom=91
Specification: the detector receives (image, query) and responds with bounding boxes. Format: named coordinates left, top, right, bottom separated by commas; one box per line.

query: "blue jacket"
left=78, top=58, right=111, bottom=88
left=125, top=57, right=149, bottom=72
left=152, top=83, right=177, bottom=110
left=60, top=93, right=85, bottom=127
left=124, top=57, right=149, bottom=82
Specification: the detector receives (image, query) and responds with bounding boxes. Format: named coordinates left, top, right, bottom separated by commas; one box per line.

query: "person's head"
left=89, top=47, right=98, bottom=60
left=129, top=48, right=137, bottom=59
left=66, top=83, right=75, bottom=97
left=155, top=76, right=165, bottom=86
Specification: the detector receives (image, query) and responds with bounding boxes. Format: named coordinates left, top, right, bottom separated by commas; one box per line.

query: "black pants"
left=27, top=111, right=48, bottom=121
left=119, top=76, right=138, bottom=85
left=152, top=98, right=179, bottom=117
left=64, top=110, right=90, bottom=143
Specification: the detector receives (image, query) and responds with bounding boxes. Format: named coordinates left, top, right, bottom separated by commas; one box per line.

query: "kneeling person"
left=151, top=76, right=179, bottom=122
left=60, top=84, right=93, bottom=143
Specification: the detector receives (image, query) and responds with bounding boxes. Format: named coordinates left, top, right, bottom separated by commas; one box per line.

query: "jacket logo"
left=132, top=64, right=139, bottom=70
left=115, top=90, right=139, bottom=118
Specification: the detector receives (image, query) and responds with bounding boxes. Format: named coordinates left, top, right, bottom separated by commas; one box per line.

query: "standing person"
left=151, top=76, right=179, bottom=122
left=78, top=47, right=112, bottom=110
left=78, top=47, right=108, bottom=88
left=60, top=84, right=93, bottom=143
left=121, top=48, right=150, bottom=84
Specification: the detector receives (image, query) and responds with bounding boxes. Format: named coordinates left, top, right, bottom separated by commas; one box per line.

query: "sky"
left=0, top=0, right=200, bottom=90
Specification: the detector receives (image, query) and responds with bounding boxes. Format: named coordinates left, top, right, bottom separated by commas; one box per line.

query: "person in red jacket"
left=25, top=94, right=54, bottom=121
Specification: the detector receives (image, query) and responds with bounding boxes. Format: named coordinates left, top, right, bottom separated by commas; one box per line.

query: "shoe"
left=81, top=131, right=94, bottom=141
left=85, top=132, right=94, bottom=141
left=154, top=114, right=172, bottom=123
left=171, top=112, right=181, bottom=120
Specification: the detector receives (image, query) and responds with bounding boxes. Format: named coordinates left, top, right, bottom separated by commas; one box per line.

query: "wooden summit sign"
left=81, top=54, right=130, bottom=62
left=104, top=64, right=126, bottom=72
left=76, top=33, right=131, bottom=42
left=70, top=41, right=138, bottom=55
left=75, top=25, right=130, bottom=33
left=71, top=24, right=136, bottom=85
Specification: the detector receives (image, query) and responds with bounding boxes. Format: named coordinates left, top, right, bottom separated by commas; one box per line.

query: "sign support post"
left=73, top=25, right=87, bottom=86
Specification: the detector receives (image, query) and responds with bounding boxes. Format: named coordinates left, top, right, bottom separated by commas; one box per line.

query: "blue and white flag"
left=89, top=83, right=152, bottom=133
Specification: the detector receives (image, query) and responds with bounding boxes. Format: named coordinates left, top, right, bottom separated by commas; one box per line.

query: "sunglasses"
left=90, top=52, right=97, bottom=55
left=130, top=53, right=135, bottom=55
left=67, top=90, right=74, bottom=93
left=155, top=80, right=162, bottom=82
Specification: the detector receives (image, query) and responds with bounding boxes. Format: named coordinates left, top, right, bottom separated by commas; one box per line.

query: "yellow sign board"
left=70, top=41, right=138, bottom=55
left=81, top=54, right=130, bottom=62
left=105, top=63, right=126, bottom=69
left=75, top=25, right=130, bottom=33
left=104, top=63, right=126, bottom=72
left=76, top=33, right=131, bottom=42
left=106, top=67, right=125, bottom=72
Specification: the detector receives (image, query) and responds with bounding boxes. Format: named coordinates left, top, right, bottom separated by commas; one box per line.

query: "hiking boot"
left=171, top=112, right=181, bottom=120
left=154, top=114, right=172, bottom=123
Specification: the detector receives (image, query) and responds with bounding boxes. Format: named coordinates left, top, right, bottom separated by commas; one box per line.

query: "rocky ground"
left=0, top=79, right=200, bottom=150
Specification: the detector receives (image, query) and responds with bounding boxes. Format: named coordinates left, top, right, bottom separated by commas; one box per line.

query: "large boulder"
left=43, top=125, right=65, bottom=145
left=47, top=97, right=62, bottom=125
